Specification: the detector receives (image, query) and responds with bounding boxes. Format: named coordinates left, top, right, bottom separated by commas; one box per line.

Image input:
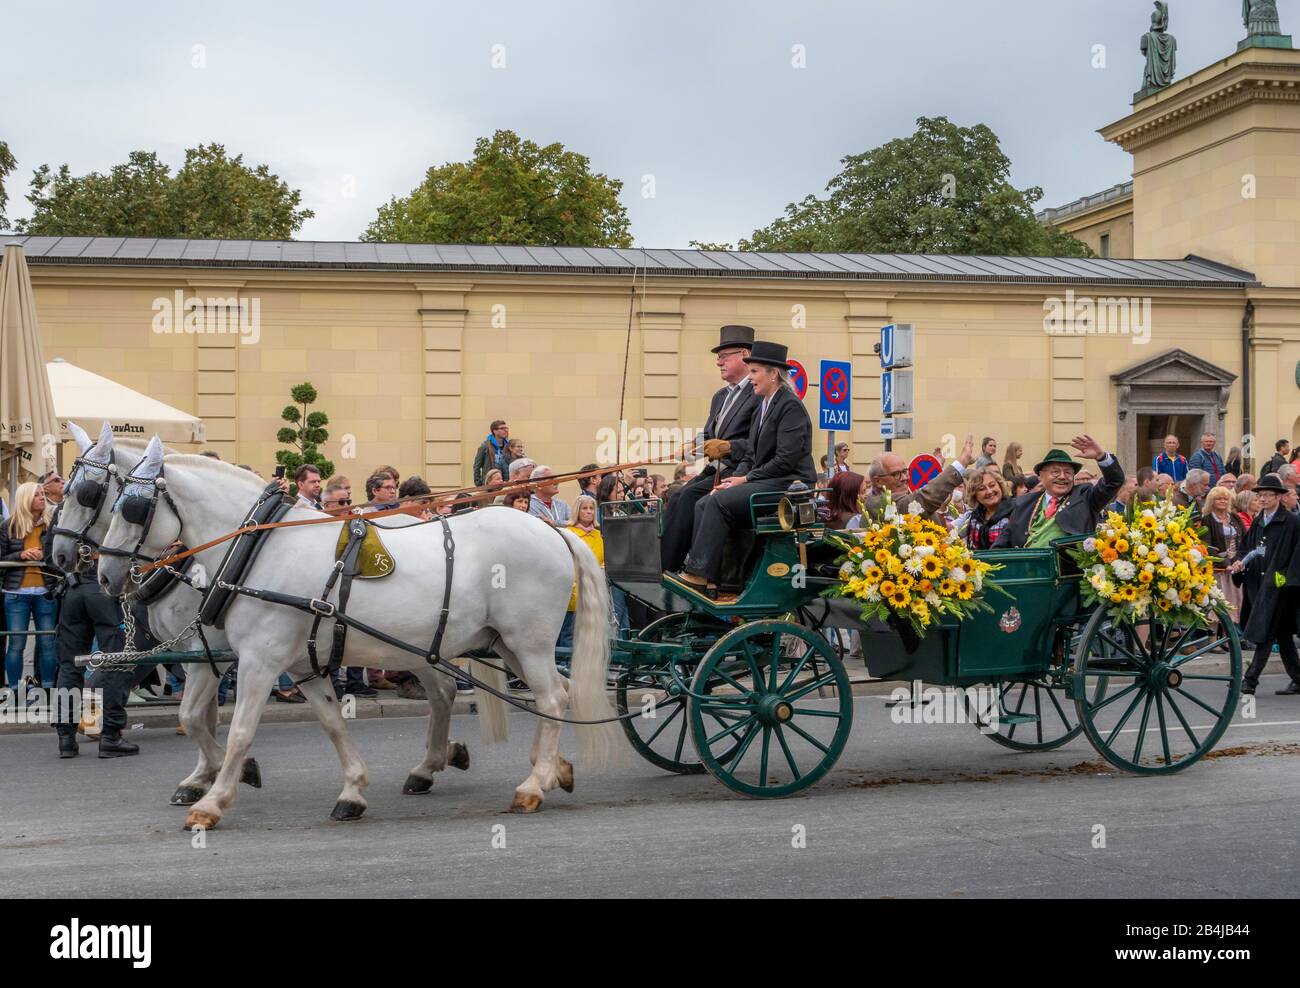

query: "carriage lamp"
left=778, top=481, right=818, bottom=531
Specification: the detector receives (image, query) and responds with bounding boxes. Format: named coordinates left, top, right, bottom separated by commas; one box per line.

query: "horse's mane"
left=160, top=452, right=268, bottom=486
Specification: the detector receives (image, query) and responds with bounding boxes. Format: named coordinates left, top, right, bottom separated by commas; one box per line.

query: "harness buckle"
left=308, top=598, right=336, bottom=617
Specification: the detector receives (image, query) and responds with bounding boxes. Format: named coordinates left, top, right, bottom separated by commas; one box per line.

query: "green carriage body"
left=605, top=493, right=1242, bottom=795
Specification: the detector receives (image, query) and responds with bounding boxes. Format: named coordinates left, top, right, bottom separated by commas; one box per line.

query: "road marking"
left=1115, top=719, right=1300, bottom=735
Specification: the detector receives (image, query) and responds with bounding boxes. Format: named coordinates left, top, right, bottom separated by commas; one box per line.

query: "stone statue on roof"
left=1138, top=2, right=1177, bottom=98
left=1243, top=1, right=1283, bottom=36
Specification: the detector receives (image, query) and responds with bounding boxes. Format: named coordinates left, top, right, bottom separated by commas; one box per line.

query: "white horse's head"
left=97, top=435, right=176, bottom=596
left=50, top=421, right=117, bottom=573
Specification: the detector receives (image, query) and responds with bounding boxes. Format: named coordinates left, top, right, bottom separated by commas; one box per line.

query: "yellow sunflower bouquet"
left=822, top=503, right=1005, bottom=637
left=1069, top=498, right=1225, bottom=628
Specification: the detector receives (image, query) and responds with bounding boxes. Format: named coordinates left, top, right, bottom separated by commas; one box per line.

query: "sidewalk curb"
left=0, top=657, right=1281, bottom=736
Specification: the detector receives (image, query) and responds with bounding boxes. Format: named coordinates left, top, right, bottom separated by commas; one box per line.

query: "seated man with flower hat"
left=993, top=436, right=1124, bottom=549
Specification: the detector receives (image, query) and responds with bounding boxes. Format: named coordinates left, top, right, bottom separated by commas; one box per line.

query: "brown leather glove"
left=702, top=439, right=732, bottom=461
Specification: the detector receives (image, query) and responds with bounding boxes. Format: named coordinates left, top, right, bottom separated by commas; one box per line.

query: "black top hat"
left=711, top=325, right=755, bottom=353
left=1254, top=473, right=1290, bottom=495
left=743, top=340, right=793, bottom=371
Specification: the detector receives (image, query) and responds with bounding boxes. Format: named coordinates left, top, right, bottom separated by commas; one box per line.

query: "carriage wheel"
left=615, top=612, right=728, bottom=775
left=1072, top=607, right=1241, bottom=774
left=688, top=620, right=853, bottom=798
left=968, top=617, right=1108, bottom=752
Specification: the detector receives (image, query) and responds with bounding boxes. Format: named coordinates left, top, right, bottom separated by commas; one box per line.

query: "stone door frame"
left=1111, top=348, right=1236, bottom=472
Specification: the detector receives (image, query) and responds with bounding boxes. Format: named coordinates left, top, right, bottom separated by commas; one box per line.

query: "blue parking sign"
left=818, top=360, right=851, bottom=430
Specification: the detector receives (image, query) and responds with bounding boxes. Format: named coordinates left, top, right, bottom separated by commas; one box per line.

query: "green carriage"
left=602, top=490, right=1243, bottom=798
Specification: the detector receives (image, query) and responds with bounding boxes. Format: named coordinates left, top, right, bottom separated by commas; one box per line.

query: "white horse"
left=51, top=423, right=468, bottom=807
left=96, top=438, right=619, bottom=828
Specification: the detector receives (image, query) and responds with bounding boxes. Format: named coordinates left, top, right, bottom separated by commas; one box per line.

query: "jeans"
left=5, top=591, right=58, bottom=687
left=557, top=611, right=576, bottom=651
left=609, top=583, right=630, bottom=637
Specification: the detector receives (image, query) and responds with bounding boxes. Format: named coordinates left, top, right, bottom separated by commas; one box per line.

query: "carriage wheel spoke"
left=1034, top=686, right=1044, bottom=744
left=740, top=640, right=764, bottom=686
left=725, top=719, right=761, bottom=768
left=1163, top=691, right=1201, bottom=750
left=759, top=726, right=772, bottom=783
left=775, top=724, right=801, bottom=781
left=768, top=635, right=782, bottom=691
left=711, top=665, right=752, bottom=694
left=1089, top=681, right=1139, bottom=714
left=1155, top=693, right=1172, bottom=765
left=1131, top=692, right=1155, bottom=763
left=1007, top=682, right=1030, bottom=739
left=1171, top=639, right=1228, bottom=668
left=786, top=673, right=838, bottom=703
left=1178, top=673, right=1234, bottom=682
left=1104, top=687, right=1147, bottom=746
left=784, top=718, right=830, bottom=754
left=706, top=714, right=756, bottom=747
left=643, top=701, right=684, bottom=747
left=790, top=707, right=844, bottom=718
left=674, top=712, right=689, bottom=764
left=1097, top=633, right=1144, bottom=664
left=1172, top=685, right=1225, bottom=718
left=778, top=649, right=813, bottom=694
left=1044, top=681, right=1070, bottom=728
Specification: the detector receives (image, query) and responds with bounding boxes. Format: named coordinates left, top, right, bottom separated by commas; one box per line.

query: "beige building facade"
left=11, top=39, right=1300, bottom=488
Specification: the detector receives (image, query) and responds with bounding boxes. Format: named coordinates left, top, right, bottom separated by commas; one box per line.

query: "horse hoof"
left=509, top=792, right=543, bottom=814
left=449, top=742, right=470, bottom=771
left=240, top=757, right=262, bottom=789
left=330, top=800, right=367, bottom=822
left=557, top=757, right=575, bottom=794
left=170, top=785, right=206, bottom=806
left=402, top=774, right=433, bottom=795
left=184, top=809, right=219, bottom=831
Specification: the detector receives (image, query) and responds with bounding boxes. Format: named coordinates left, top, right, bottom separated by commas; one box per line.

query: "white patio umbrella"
left=47, top=359, right=206, bottom=445
left=1, top=242, right=60, bottom=500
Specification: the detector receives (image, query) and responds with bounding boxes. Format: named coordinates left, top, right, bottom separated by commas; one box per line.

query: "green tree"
left=363, top=129, right=632, bottom=247
left=738, top=117, right=1092, bottom=257
left=16, top=144, right=313, bottom=239
left=275, top=382, right=334, bottom=482
left=0, top=139, right=16, bottom=230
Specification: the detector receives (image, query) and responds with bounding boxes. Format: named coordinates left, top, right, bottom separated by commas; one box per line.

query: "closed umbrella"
left=1, top=242, right=60, bottom=500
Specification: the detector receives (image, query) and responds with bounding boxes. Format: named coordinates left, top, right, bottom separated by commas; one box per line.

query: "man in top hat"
left=672, top=341, right=815, bottom=597
left=1231, top=473, right=1300, bottom=696
left=660, top=325, right=761, bottom=573
left=994, top=436, right=1124, bottom=548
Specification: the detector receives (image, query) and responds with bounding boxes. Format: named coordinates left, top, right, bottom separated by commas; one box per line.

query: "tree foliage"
left=0, top=139, right=15, bottom=230
left=15, top=144, right=313, bottom=239
left=362, top=129, right=631, bottom=247
left=275, top=381, right=334, bottom=481
left=736, top=117, right=1091, bottom=257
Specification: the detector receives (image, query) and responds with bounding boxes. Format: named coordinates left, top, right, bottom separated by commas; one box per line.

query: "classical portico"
left=1112, top=349, right=1237, bottom=470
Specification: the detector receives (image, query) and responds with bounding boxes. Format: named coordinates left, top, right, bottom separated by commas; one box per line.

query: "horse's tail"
left=557, top=528, right=622, bottom=771
left=470, top=657, right=509, bottom=745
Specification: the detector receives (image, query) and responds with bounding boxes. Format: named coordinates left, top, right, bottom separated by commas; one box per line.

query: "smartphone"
left=274, top=465, right=286, bottom=478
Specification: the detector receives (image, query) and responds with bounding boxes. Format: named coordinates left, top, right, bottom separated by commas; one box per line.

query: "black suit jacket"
left=994, top=454, right=1126, bottom=548
left=728, top=387, right=816, bottom=487
left=1237, top=507, right=1300, bottom=643
left=700, top=380, right=759, bottom=476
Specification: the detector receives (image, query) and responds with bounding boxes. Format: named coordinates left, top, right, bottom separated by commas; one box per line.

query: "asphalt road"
left=4, top=672, right=1299, bottom=898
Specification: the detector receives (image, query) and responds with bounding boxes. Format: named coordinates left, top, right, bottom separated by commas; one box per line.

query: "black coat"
left=1, top=521, right=57, bottom=592
left=727, top=386, right=816, bottom=487
left=966, top=498, right=1015, bottom=550
left=1236, top=507, right=1300, bottom=643
left=701, top=380, right=760, bottom=476
left=994, top=454, right=1126, bottom=548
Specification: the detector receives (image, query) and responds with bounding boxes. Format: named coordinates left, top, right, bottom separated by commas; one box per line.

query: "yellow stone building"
left=12, top=40, right=1300, bottom=487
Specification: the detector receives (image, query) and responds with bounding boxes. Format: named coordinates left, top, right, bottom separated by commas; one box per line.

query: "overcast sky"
left=0, top=0, right=1256, bottom=247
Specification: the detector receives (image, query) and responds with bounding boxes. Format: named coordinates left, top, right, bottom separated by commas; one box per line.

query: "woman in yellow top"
left=2, top=482, right=58, bottom=690
left=557, top=495, right=604, bottom=653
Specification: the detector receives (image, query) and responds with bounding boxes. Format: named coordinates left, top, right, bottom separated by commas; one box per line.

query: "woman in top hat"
left=673, top=341, right=815, bottom=598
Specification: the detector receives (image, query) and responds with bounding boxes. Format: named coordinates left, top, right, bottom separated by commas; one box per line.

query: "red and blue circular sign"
left=788, top=359, right=808, bottom=400
left=908, top=454, right=942, bottom=492
left=822, top=365, right=849, bottom=404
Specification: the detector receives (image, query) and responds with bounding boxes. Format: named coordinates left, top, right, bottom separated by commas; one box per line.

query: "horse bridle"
left=50, top=449, right=120, bottom=564
left=97, top=456, right=186, bottom=585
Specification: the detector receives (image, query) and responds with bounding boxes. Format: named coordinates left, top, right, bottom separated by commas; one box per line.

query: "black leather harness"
left=198, top=483, right=293, bottom=629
